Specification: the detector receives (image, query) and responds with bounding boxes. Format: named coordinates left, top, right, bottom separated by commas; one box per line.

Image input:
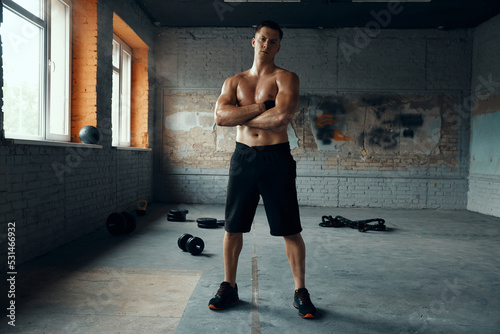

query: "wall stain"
left=359, top=95, right=402, bottom=119
left=368, top=127, right=399, bottom=149
left=400, top=114, right=424, bottom=138
left=315, top=114, right=353, bottom=144
left=313, top=96, right=354, bottom=144
left=367, top=114, right=424, bottom=149
left=309, top=94, right=429, bottom=150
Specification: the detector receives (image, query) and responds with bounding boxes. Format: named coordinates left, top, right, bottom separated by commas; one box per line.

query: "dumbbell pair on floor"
left=106, top=212, right=136, bottom=236
left=178, top=233, right=205, bottom=256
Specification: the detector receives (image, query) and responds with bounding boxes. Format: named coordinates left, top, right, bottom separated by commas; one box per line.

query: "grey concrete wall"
left=154, top=27, right=472, bottom=209
left=0, top=0, right=155, bottom=271
left=467, top=13, right=500, bottom=218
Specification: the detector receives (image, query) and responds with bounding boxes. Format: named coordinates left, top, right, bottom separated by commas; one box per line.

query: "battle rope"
left=319, top=215, right=387, bottom=232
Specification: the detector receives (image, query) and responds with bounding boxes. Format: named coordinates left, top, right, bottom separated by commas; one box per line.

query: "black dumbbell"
left=106, top=212, right=136, bottom=236
left=177, top=233, right=204, bottom=256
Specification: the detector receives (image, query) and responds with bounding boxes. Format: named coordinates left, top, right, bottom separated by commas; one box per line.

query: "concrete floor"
left=1, top=204, right=500, bottom=334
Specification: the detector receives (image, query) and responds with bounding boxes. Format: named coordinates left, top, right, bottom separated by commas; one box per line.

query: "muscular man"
left=208, top=21, right=316, bottom=319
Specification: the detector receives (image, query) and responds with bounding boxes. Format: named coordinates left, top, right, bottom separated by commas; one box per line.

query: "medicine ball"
left=79, top=125, right=100, bottom=144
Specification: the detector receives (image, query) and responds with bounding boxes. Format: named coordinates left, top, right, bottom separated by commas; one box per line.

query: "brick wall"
left=468, top=13, right=500, bottom=218
left=154, top=27, right=472, bottom=209
left=72, top=0, right=99, bottom=140
left=468, top=175, right=500, bottom=217
left=0, top=0, right=155, bottom=271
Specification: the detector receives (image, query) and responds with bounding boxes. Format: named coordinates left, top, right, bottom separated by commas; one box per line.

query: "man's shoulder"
left=224, top=71, right=250, bottom=86
left=230, top=70, right=251, bottom=80
left=274, top=67, right=298, bottom=78
left=275, top=68, right=299, bottom=84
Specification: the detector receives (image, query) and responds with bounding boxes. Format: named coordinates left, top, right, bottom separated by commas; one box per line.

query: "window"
left=113, top=13, right=149, bottom=148
left=112, top=34, right=132, bottom=147
left=1, top=0, right=71, bottom=141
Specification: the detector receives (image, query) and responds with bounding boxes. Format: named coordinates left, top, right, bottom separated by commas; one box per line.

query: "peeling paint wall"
left=159, top=91, right=459, bottom=171
left=154, top=27, right=472, bottom=209
left=470, top=112, right=500, bottom=176
left=301, top=93, right=448, bottom=159
left=468, top=12, right=500, bottom=217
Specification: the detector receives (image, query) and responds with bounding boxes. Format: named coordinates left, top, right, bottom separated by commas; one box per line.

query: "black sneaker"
left=293, top=288, right=316, bottom=319
left=208, top=282, right=239, bottom=310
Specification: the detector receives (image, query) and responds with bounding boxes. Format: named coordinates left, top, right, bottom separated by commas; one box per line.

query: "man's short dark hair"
left=255, top=21, right=283, bottom=41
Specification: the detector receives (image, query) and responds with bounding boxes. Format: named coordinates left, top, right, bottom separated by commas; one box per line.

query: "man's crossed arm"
left=214, top=72, right=299, bottom=131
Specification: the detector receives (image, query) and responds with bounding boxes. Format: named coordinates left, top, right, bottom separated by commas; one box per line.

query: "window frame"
left=112, top=33, right=133, bottom=147
left=1, top=0, right=72, bottom=142
left=46, top=0, right=72, bottom=142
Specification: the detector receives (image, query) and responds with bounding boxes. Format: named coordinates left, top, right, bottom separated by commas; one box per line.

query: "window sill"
left=3, top=139, right=151, bottom=151
left=5, top=138, right=102, bottom=149
left=112, top=146, right=152, bottom=151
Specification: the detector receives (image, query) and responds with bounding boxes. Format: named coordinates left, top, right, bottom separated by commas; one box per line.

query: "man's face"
left=252, top=27, right=281, bottom=59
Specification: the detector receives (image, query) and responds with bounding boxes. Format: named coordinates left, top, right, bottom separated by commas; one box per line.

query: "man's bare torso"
left=234, top=68, right=291, bottom=147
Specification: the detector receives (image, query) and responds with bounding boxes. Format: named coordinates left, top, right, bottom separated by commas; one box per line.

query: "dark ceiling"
left=135, top=0, right=500, bottom=29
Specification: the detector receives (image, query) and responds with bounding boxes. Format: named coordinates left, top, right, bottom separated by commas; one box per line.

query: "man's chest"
left=236, top=77, right=278, bottom=106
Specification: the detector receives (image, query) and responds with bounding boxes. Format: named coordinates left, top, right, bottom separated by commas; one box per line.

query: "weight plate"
left=197, top=217, right=218, bottom=228
left=198, top=222, right=218, bottom=228
left=169, top=212, right=186, bottom=218
left=186, top=237, right=204, bottom=256
left=178, top=233, right=193, bottom=251
left=169, top=209, right=189, bottom=215
left=121, top=211, right=137, bottom=234
left=168, top=212, right=186, bottom=221
left=106, top=212, right=126, bottom=236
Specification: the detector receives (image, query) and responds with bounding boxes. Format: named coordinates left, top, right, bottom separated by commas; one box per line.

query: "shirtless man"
left=208, top=21, right=316, bottom=319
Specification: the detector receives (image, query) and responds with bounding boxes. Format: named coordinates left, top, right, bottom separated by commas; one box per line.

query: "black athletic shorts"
left=224, top=142, right=302, bottom=236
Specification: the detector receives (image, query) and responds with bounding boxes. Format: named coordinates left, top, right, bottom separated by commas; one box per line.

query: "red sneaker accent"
left=301, top=313, right=315, bottom=319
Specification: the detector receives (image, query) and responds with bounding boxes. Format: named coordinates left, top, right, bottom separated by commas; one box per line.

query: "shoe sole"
left=208, top=300, right=239, bottom=311
left=293, top=305, right=316, bottom=319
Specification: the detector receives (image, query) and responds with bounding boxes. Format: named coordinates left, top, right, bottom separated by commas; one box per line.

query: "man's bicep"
left=275, top=74, right=300, bottom=114
left=216, top=93, right=236, bottom=108
left=217, top=77, right=238, bottom=108
left=275, top=90, right=299, bottom=112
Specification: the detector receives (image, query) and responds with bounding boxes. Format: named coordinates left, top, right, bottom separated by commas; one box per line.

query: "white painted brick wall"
left=155, top=26, right=472, bottom=210
left=472, top=13, right=500, bottom=96
left=160, top=166, right=467, bottom=210
left=468, top=175, right=500, bottom=217
left=467, top=13, right=500, bottom=218
left=156, top=27, right=472, bottom=92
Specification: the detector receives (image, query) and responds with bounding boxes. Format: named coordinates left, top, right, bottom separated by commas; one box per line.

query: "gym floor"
left=2, top=204, right=500, bottom=334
